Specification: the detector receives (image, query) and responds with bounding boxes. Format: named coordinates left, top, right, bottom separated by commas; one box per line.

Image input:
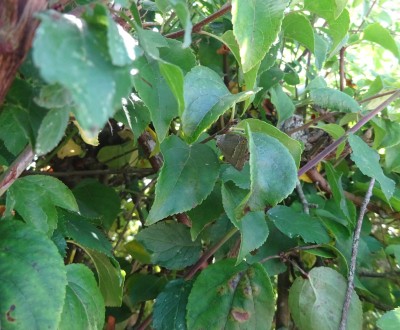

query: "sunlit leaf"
left=363, top=23, right=400, bottom=60
left=182, top=66, right=254, bottom=143
left=35, top=108, right=70, bottom=156
left=242, top=128, right=297, bottom=211
left=132, top=56, right=178, bottom=142
left=270, top=84, right=296, bottom=124
left=310, top=88, right=360, bottom=113
left=33, top=9, right=136, bottom=136
left=232, top=0, right=288, bottom=72
left=167, top=0, right=192, bottom=47
left=349, top=134, right=395, bottom=201
left=377, top=307, right=400, bottom=330
left=282, top=13, right=315, bottom=52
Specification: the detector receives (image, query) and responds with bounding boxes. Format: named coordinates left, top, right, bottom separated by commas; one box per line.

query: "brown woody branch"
left=165, top=2, right=232, bottom=39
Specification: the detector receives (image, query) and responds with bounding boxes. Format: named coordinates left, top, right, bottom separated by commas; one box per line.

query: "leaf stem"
left=298, top=90, right=400, bottom=177
left=339, top=178, right=375, bottom=330
left=0, top=145, right=34, bottom=198
left=165, top=2, right=232, bottom=39
left=184, top=227, right=238, bottom=280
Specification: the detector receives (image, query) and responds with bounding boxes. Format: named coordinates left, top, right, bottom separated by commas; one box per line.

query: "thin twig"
left=339, top=47, right=346, bottom=91
left=355, top=0, right=378, bottom=33
left=165, top=2, right=232, bottom=39
left=184, top=227, right=238, bottom=280
left=296, top=180, right=310, bottom=214
left=24, top=168, right=154, bottom=177
left=359, top=89, right=400, bottom=104
left=339, top=178, right=375, bottom=330
left=298, top=90, right=400, bottom=176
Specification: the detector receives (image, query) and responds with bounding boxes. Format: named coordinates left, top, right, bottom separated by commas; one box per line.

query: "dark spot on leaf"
left=216, top=285, right=228, bottom=296
left=6, top=305, right=16, bottom=322
left=228, top=272, right=243, bottom=291
left=32, top=262, right=37, bottom=269
left=242, top=283, right=252, bottom=297
left=231, top=308, right=250, bottom=322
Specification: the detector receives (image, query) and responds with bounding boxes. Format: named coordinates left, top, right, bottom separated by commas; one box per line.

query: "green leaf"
left=136, top=222, right=202, bottom=270
left=188, top=182, right=224, bottom=240
left=132, top=56, right=178, bottom=142
left=348, top=134, right=395, bottom=201
left=146, top=136, right=219, bottom=224
left=124, top=240, right=152, bottom=264
left=385, top=144, right=400, bottom=173
left=136, top=26, right=168, bottom=60
left=167, top=0, right=193, bottom=48
left=182, top=66, right=254, bottom=143
left=314, top=34, right=329, bottom=70
left=59, top=264, right=105, bottom=330
left=158, top=39, right=196, bottom=116
left=363, top=23, right=400, bottom=60
left=326, top=9, right=350, bottom=55
left=159, top=39, right=196, bottom=73
left=222, top=182, right=269, bottom=263
left=114, top=96, right=151, bottom=137
left=105, top=11, right=139, bottom=66
left=270, top=84, right=296, bottom=124
left=310, top=88, right=360, bottom=113
left=325, top=163, right=353, bottom=225
left=153, top=279, right=192, bottom=330
left=377, top=307, right=400, bottom=330
left=6, top=175, right=78, bottom=235
left=258, top=67, right=285, bottom=94
left=58, top=209, right=113, bottom=257
left=243, top=129, right=298, bottom=210
left=289, top=267, right=362, bottom=330
left=304, top=0, right=347, bottom=21
left=125, top=273, right=168, bottom=305
left=282, top=13, right=315, bottom=52
left=187, top=259, right=275, bottom=329
left=267, top=206, right=330, bottom=244
left=34, top=83, right=73, bottom=109
left=81, top=247, right=124, bottom=307
left=72, top=179, right=121, bottom=230
left=218, top=30, right=260, bottom=109
left=33, top=10, right=135, bottom=136
left=0, top=221, right=67, bottom=329
left=35, top=108, right=70, bottom=156
left=0, top=106, right=30, bottom=155
left=232, top=0, right=288, bottom=72
left=385, top=245, right=400, bottom=266
left=317, top=123, right=345, bottom=139
left=97, top=140, right=137, bottom=169
left=221, top=164, right=251, bottom=190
